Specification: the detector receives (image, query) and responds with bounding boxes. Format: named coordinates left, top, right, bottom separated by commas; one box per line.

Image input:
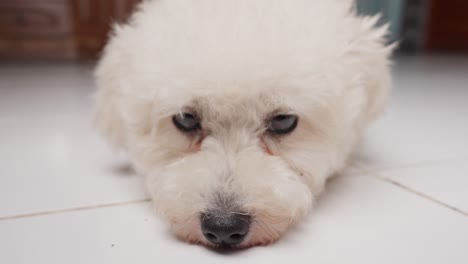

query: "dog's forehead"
left=189, top=91, right=286, bottom=119
left=155, top=76, right=329, bottom=122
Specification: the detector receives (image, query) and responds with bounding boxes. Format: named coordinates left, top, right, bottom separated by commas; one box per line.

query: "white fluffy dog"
left=95, top=0, right=393, bottom=249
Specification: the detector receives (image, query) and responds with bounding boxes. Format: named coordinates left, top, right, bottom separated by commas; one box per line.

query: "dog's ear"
left=93, top=44, right=128, bottom=151
left=353, top=15, right=396, bottom=124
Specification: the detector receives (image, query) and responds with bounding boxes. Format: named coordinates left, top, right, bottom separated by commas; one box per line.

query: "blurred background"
left=0, top=0, right=467, bottom=60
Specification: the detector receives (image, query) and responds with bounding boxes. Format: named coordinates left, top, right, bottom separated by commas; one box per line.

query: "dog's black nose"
left=201, top=212, right=250, bottom=246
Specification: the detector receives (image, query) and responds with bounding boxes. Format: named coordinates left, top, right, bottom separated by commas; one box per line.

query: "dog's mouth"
left=203, top=241, right=251, bottom=251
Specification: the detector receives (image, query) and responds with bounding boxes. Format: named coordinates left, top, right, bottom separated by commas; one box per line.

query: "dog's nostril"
left=205, top=233, right=217, bottom=240
left=230, top=234, right=243, bottom=240
left=201, top=212, right=250, bottom=246
left=228, top=233, right=245, bottom=244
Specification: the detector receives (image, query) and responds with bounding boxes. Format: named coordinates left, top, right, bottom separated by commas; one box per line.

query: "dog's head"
left=95, top=0, right=392, bottom=248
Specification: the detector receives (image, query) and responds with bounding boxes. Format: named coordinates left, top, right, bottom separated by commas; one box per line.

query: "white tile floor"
left=0, top=56, right=467, bottom=263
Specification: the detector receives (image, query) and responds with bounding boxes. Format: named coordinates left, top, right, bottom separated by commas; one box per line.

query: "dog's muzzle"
left=200, top=211, right=251, bottom=246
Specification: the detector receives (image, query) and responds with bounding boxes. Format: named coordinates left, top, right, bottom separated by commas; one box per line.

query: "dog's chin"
left=199, top=239, right=277, bottom=251
left=179, top=233, right=282, bottom=251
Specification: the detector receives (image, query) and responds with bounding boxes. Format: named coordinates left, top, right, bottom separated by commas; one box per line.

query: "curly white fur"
left=94, top=0, right=393, bottom=248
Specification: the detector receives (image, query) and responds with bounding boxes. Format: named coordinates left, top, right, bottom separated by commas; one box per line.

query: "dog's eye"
left=268, top=114, right=298, bottom=135
left=172, top=113, right=201, bottom=132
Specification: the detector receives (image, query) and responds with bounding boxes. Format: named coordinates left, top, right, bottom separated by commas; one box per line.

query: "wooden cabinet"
left=426, top=0, right=468, bottom=51
left=0, top=1, right=72, bottom=36
left=72, top=0, right=141, bottom=58
left=0, top=0, right=75, bottom=59
left=0, top=0, right=141, bottom=60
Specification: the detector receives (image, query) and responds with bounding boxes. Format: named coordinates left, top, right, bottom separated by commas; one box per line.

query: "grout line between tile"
left=375, top=176, right=468, bottom=217
left=353, top=156, right=468, bottom=174
left=354, top=164, right=468, bottom=217
left=0, top=198, right=152, bottom=222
